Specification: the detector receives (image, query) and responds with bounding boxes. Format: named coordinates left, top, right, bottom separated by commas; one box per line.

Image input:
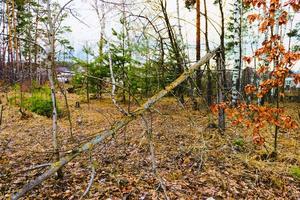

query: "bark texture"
left=232, top=0, right=241, bottom=106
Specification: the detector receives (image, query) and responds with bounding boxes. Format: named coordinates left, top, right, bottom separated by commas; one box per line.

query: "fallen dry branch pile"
left=11, top=48, right=220, bottom=199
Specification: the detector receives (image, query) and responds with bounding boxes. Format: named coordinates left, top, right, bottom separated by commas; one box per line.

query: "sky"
left=60, top=0, right=300, bottom=71
left=62, top=0, right=224, bottom=59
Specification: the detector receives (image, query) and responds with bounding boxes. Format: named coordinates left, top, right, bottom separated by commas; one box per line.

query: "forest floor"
left=0, top=92, right=300, bottom=199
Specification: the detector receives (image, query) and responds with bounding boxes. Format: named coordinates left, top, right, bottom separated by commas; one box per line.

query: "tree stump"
left=75, top=101, right=80, bottom=108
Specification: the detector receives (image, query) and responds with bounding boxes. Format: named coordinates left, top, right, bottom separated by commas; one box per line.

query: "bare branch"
left=80, top=152, right=96, bottom=199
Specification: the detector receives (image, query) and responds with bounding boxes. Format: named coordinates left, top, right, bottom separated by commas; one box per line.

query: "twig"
left=80, top=151, right=96, bottom=199
left=141, top=114, right=156, bottom=173
left=141, top=113, right=169, bottom=200
left=14, top=163, right=52, bottom=175
left=0, top=104, right=3, bottom=127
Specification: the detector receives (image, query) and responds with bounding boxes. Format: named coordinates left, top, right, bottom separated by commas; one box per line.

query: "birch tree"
left=45, top=0, right=61, bottom=178
left=231, top=0, right=241, bottom=106
left=92, top=0, right=107, bottom=57
left=44, top=0, right=74, bottom=178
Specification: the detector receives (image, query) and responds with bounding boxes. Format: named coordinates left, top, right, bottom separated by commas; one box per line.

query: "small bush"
left=233, top=138, right=244, bottom=147
left=7, top=84, right=62, bottom=118
left=232, top=138, right=245, bottom=152
left=290, top=166, right=300, bottom=180
left=26, top=96, right=61, bottom=118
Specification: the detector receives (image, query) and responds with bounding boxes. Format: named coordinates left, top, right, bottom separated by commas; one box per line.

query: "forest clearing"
left=0, top=92, right=299, bottom=199
left=1, top=0, right=300, bottom=199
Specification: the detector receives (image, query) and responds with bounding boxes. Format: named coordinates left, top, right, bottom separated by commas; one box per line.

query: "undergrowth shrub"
left=233, top=138, right=244, bottom=147
left=8, top=84, right=61, bottom=118
left=25, top=85, right=62, bottom=117
left=25, top=96, right=61, bottom=118
left=290, top=166, right=300, bottom=180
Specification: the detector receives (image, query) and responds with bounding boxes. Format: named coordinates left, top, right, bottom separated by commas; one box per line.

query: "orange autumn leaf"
left=259, top=18, right=275, bottom=32
left=255, top=0, right=267, bottom=8
left=292, top=74, right=300, bottom=84
left=247, top=13, right=260, bottom=23
left=245, top=120, right=252, bottom=128
left=278, top=11, right=288, bottom=25
left=270, top=34, right=281, bottom=41
left=210, top=104, right=218, bottom=114
left=259, top=19, right=269, bottom=32
left=243, top=56, right=252, bottom=64
left=257, top=66, right=267, bottom=74
left=244, top=0, right=252, bottom=6
left=244, top=84, right=257, bottom=94
left=281, top=115, right=299, bottom=129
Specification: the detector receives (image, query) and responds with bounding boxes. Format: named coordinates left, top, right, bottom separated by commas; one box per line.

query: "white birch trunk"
left=232, top=0, right=241, bottom=106
left=93, top=0, right=106, bottom=56
left=176, top=0, right=183, bottom=41
left=46, top=0, right=60, bottom=169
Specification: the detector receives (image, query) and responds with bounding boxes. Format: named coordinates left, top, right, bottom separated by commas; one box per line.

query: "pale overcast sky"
left=62, top=0, right=225, bottom=58
left=60, top=0, right=299, bottom=71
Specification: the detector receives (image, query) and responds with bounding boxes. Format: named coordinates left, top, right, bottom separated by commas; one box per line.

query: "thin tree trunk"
left=177, top=0, right=198, bottom=109
left=231, top=0, right=241, bottom=106
left=12, top=0, right=19, bottom=81
left=6, top=0, right=14, bottom=83
left=86, top=54, right=90, bottom=105
left=160, top=0, right=185, bottom=104
left=237, top=4, right=243, bottom=92
left=34, top=0, right=40, bottom=84
left=1, top=0, right=6, bottom=80
left=0, top=104, right=3, bottom=127
left=58, top=83, right=73, bottom=138
left=121, top=0, right=127, bottom=103
left=93, top=0, right=106, bottom=57
left=0, top=1, right=4, bottom=79
left=217, top=0, right=226, bottom=131
left=195, top=0, right=202, bottom=93
left=196, top=0, right=201, bottom=61
left=46, top=0, right=62, bottom=179
left=203, top=0, right=212, bottom=106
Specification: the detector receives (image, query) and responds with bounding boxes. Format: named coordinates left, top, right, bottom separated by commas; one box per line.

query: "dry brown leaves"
left=0, top=94, right=299, bottom=199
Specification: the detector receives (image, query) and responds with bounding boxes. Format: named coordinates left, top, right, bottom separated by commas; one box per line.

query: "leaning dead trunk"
left=11, top=48, right=219, bottom=200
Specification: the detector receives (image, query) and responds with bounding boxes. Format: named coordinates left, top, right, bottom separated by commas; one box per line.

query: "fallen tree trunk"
left=11, top=47, right=219, bottom=200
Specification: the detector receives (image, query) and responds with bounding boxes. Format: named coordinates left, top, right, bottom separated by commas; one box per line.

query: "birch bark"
left=232, top=0, right=241, bottom=106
